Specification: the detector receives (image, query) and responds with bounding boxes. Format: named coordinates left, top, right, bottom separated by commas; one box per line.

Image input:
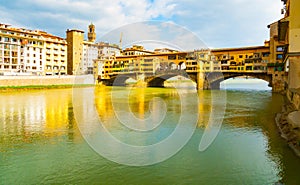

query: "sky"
left=0, top=0, right=284, bottom=49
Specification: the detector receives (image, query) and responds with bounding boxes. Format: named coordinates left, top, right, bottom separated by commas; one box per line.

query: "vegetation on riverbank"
left=0, top=84, right=95, bottom=91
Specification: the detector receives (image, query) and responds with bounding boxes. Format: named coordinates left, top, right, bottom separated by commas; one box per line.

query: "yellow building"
left=211, top=46, right=270, bottom=72
left=41, top=32, right=67, bottom=75
left=96, top=51, right=189, bottom=80
left=279, top=0, right=300, bottom=90
left=185, top=51, right=198, bottom=73
left=193, top=49, right=219, bottom=72
left=66, top=29, right=84, bottom=75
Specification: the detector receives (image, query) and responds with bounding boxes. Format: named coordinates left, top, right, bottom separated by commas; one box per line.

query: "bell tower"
left=88, top=23, right=96, bottom=42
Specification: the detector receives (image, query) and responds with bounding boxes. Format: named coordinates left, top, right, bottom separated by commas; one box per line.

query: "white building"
left=0, top=24, right=45, bottom=75
left=98, top=42, right=121, bottom=60
left=94, top=42, right=121, bottom=79
left=82, top=41, right=98, bottom=74
left=0, top=23, right=67, bottom=76
left=123, top=45, right=153, bottom=56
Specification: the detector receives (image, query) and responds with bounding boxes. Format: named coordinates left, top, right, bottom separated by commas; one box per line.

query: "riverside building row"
left=0, top=22, right=287, bottom=84
left=0, top=23, right=67, bottom=76
left=0, top=23, right=121, bottom=76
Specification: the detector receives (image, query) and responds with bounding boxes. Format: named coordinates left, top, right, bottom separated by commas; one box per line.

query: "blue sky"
left=0, top=0, right=284, bottom=49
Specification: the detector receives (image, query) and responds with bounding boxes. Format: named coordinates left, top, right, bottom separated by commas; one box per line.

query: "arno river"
left=1, top=79, right=300, bottom=184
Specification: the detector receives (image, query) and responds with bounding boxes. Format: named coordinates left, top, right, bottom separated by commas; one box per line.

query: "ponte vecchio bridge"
left=97, top=46, right=285, bottom=92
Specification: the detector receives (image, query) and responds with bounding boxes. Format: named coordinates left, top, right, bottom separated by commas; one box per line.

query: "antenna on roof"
left=119, top=32, right=123, bottom=49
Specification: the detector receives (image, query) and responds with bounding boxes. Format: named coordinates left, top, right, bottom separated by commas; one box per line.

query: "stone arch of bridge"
left=147, top=72, right=192, bottom=87
left=205, top=72, right=272, bottom=89
left=104, top=74, right=136, bottom=86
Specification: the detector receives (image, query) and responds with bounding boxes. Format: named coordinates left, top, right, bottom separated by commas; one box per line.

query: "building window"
left=277, top=54, right=283, bottom=60
left=168, top=55, right=176, bottom=60
left=262, top=52, right=270, bottom=57
left=239, top=55, right=243, bottom=58
left=276, top=46, right=284, bottom=52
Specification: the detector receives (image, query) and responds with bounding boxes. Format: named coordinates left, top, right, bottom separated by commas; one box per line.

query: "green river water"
left=1, top=80, right=300, bottom=184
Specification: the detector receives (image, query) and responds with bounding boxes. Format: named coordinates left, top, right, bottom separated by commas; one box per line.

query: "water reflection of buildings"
left=198, top=91, right=209, bottom=128
left=94, top=86, right=186, bottom=127
left=0, top=89, right=76, bottom=143
left=95, top=86, right=148, bottom=123
left=94, top=86, right=114, bottom=125
left=130, top=88, right=146, bottom=119
left=0, top=94, right=46, bottom=134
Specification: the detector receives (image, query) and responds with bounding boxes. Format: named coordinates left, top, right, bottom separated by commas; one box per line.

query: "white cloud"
left=170, top=0, right=284, bottom=48
left=0, top=0, right=285, bottom=48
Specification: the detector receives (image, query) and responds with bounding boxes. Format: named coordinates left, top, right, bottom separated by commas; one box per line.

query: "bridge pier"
left=271, top=73, right=286, bottom=92
left=207, top=81, right=221, bottom=90
left=188, top=72, right=207, bottom=90
left=196, top=71, right=205, bottom=90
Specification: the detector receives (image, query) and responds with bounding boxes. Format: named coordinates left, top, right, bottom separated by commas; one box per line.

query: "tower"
left=66, top=29, right=84, bottom=75
left=88, top=23, right=96, bottom=43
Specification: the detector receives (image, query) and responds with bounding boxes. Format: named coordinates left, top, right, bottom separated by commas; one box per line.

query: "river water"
left=1, top=80, right=300, bottom=184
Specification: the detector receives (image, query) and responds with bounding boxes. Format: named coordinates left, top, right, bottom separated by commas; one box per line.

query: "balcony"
left=230, top=61, right=237, bottom=66
left=254, top=62, right=267, bottom=67
left=221, top=60, right=229, bottom=65
left=267, top=62, right=284, bottom=67
left=245, top=59, right=254, bottom=64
